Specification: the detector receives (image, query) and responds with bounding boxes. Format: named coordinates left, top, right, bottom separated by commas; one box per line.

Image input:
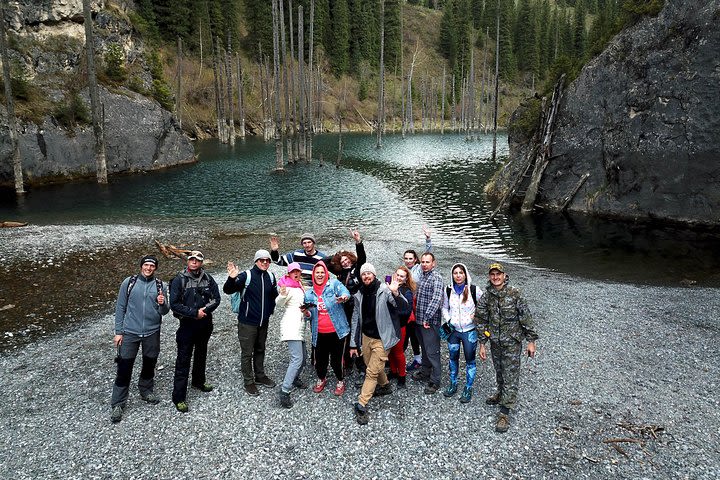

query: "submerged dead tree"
left=236, top=54, right=245, bottom=138
left=225, top=31, right=235, bottom=146
left=271, top=0, right=284, bottom=169
left=297, top=4, right=306, bottom=162
left=82, top=0, right=107, bottom=184
left=306, top=0, right=315, bottom=161
left=279, top=0, right=292, bottom=162
left=0, top=0, right=23, bottom=194
left=491, top=0, right=500, bottom=161
left=376, top=0, right=385, bottom=148
left=176, top=37, right=182, bottom=130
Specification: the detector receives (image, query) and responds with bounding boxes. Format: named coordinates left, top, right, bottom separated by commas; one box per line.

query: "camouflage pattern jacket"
left=475, top=281, right=538, bottom=345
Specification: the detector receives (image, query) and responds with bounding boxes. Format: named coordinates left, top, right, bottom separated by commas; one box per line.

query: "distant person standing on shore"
left=476, top=262, right=538, bottom=433
left=110, top=255, right=169, bottom=423
left=270, top=233, right=327, bottom=286
left=412, top=252, right=444, bottom=394
left=169, top=251, right=221, bottom=413
left=224, top=250, right=279, bottom=396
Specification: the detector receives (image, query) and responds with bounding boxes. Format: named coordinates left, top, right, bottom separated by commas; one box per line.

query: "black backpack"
left=445, top=284, right=478, bottom=307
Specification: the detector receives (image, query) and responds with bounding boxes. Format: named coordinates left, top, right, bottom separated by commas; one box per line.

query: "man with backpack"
left=170, top=251, right=221, bottom=413
left=110, top=255, right=169, bottom=423
left=224, top=249, right=279, bottom=396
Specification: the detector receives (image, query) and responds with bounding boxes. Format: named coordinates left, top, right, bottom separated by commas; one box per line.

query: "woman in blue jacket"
left=304, top=261, right=351, bottom=396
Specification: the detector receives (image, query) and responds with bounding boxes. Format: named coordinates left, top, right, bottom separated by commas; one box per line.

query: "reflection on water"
left=1, top=133, right=718, bottom=286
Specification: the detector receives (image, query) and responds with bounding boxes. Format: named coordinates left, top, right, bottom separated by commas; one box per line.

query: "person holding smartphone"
left=276, top=263, right=307, bottom=408
left=303, top=261, right=351, bottom=396
left=476, top=262, right=538, bottom=433
left=349, top=264, right=408, bottom=425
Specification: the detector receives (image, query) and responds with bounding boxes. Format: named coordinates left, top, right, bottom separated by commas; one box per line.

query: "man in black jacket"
left=170, top=251, right=221, bottom=413
left=224, top=249, right=279, bottom=396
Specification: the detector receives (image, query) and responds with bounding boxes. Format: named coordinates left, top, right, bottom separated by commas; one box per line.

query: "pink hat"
left=287, top=262, right=302, bottom=273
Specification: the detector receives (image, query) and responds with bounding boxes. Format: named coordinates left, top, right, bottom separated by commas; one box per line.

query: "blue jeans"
left=281, top=340, right=307, bottom=393
left=447, top=329, right=477, bottom=388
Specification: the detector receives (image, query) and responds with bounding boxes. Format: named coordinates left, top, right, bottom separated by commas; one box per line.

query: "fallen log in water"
left=1, top=221, right=28, bottom=228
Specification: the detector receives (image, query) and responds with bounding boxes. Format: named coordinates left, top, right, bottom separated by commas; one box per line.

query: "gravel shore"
left=1, top=241, right=719, bottom=479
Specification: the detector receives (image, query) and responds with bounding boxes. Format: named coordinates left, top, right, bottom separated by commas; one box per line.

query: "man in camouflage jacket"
left=476, top=262, right=538, bottom=433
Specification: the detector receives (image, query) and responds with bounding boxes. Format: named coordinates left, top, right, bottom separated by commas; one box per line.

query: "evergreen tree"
left=573, top=0, right=587, bottom=61
left=498, top=0, right=517, bottom=80
left=244, top=0, right=273, bottom=60
left=327, top=0, right=351, bottom=75
left=384, top=0, right=402, bottom=72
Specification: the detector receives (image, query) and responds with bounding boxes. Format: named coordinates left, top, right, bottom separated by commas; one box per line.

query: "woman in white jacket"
left=276, top=262, right=307, bottom=408
left=441, top=262, right=479, bottom=403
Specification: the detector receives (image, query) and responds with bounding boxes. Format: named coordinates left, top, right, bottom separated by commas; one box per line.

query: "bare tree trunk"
left=175, top=36, right=183, bottom=130
left=197, top=21, right=203, bottom=81
left=236, top=53, right=246, bottom=138
left=306, top=0, right=315, bottom=161
left=297, top=4, right=306, bottom=162
left=492, top=1, right=500, bottom=161
left=225, top=32, right=235, bottom=146
left=407, top=40, right=418, bottom=134
left=440, top=67, right=446, bottom=134
left=212, top=36, right=224, bottom=142
left=288, top=1, right=299, bottom=161
left=279, top=0, right=292, bottom=162
left=469, top=46, right=475, bottom=140
left=0, top=0, right=23, bottom=194
left=451, top=74, right=456, bottom=132
left=336, top=109, right=343, bottom=167
left=83, top=0, right=107, bottom=183
left=264, top=60, right=273, bottom=142
left=317, top=66, right=323, bottom=131
left=479, top=27, right=488, bottom=135
left=272, top=0, right=284, bottom=169
left=376, top=0, right=385, bottom=148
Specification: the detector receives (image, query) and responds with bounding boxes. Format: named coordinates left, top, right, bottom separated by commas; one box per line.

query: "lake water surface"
left=2, top=132, right=719, bottom=286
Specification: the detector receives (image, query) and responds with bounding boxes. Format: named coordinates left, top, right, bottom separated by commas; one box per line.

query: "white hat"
left=359, top=263, right=376, bottom=276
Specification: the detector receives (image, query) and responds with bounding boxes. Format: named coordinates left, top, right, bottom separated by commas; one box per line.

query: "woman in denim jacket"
left=303, top=261, right=351, bottom=396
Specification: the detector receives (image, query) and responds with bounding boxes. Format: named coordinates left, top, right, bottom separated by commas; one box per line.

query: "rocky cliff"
left=0, top=0, right=194, bottom=186
left=489, top=0, right=720, bottom=226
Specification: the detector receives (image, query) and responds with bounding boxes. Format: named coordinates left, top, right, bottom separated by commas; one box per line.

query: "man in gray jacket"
left=349, top=263, right=407, bottom=425
left=111, top=255, right=169, bottom=423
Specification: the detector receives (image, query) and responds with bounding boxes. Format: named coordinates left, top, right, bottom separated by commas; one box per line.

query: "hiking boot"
left=192, top=383, right=214, bottom=393
left=459, top=386, right=473, bottom=404
left=424, top=383, right=439, bottom=395
left=279, top=391, right=292, bottom=409
left=406, top=359, right=422, bottom=372
left=412, top=370, right=430, bottom=383
left=244, top=383, right=260, bottom=396
left=353, top=372, right=366, bottom=389
left=175, top=401, right=189, bottom=413
left=485, top=390, right=502, bottom=405
left=312, top=378, right=327, bottom=393
left=110, top=406, right=123, bottom=423
left=255, top=376, right=277, bottom=389
left=333, top=380, right=346, bottom=396
left=387, top=371, right=398, bottom=380
left=495, top=413, right=510, bottom=433
left=141, top=392, right=161, bottom=404
left=354, top=402, right=368, bottom=425
left=374, top=383, right=393, bottom=397
left=443, top=382, right=458, bottom=397
left=292, top=378, right=308, bottom=390
left=397, top=375, right=407, bottom=389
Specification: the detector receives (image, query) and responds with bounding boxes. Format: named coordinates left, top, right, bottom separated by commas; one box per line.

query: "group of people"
left=110, top=229, right=538, bottom=432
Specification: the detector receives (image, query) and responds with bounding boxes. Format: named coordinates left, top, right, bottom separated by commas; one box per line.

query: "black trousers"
left=172, top=319, right=213, bottom=403
left=404, top=321, right=421, bottom=356
left=314, top=332, right=346, bottom=381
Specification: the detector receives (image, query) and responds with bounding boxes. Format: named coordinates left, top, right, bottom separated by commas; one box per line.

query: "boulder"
left=493, top=0, right=720, bottom=226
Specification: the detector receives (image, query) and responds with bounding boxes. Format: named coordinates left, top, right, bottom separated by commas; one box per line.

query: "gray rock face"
left=0, top=0, right=195, bottom=186
left=498, top=0, right=720, bottom=225
left=1, top=88, right=194, bottom=184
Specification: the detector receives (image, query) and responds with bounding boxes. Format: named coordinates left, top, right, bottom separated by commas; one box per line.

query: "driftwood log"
left=1, top=221, right=28, bottom=228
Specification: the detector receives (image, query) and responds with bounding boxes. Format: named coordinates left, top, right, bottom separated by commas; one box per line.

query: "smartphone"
left=301, top=302, right=316, bottom=310
left=385, top=275, right=392, bottom=284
